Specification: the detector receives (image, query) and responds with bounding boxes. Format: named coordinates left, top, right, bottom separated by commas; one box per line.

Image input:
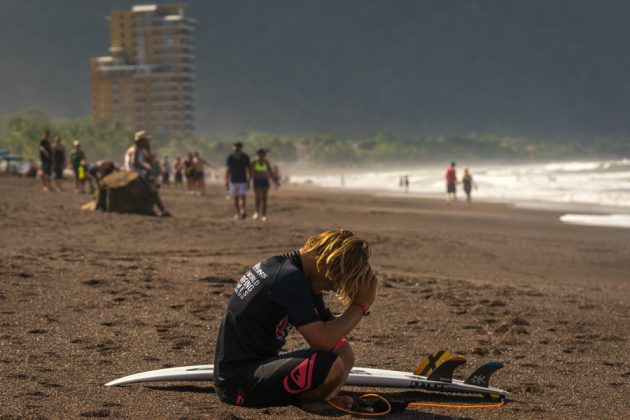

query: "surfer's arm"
left=298, top=268, right=377, bottom=350
left=297, top=305, right=364, bottom=351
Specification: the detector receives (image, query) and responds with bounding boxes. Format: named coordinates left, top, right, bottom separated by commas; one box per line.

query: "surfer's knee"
left=321, top=355, right=345, bottom=388
left=335, top=340, right=354, bottom=371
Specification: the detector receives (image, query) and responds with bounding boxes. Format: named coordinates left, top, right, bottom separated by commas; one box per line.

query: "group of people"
left=37, top=128, right=282, bottom=220
left=445, top=161, right=477, bottom=203
left=38, top=129, right=102, bottom=194
left=157, top=152, right=208, bottom=195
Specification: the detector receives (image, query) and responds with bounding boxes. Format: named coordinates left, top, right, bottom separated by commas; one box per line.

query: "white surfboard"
left=105, top=364, right=508, bottom=397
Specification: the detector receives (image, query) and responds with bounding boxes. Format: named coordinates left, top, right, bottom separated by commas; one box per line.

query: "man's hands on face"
left=355, top=266, right=377, bottom=308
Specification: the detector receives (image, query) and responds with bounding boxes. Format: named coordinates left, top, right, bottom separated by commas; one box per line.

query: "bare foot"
left=301, top=395, right=353, bottom=412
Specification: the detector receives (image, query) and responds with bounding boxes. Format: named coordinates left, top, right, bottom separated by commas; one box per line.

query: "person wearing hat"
left=70, top=140, right=87, bottom=193
left=225, top=142, right=251, bottom=220
left=250, top=148, right=277, bottom=222
left=124, top=130, right=172, bottom=217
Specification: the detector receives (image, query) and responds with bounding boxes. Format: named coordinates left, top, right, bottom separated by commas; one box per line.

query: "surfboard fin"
left=414, top=350, right=452, bottom=376
left=464, top=361, right=503, bottom=387
left=427, top=356, right=467, bottom=383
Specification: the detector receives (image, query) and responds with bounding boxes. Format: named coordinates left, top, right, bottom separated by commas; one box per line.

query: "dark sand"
left=1, top=176, right=629, bottom=419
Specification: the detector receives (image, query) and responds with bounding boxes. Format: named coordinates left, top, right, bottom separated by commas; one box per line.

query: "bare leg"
left=261, top=188, right=268, bottom=217
left=256, top=189, right=262, bottom=215
left=298, top=357, right=353, bottom=411
left=240, top=195, right=247, bottom=217
left=233, top=196, right=240, bottom=216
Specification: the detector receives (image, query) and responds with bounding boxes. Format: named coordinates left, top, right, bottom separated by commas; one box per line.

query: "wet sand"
left=1, top=176, right=629, bottom=419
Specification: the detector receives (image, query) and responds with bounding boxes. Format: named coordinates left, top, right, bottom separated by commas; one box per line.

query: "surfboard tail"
left=427, top=356, right=467, bottom=383
left=414, top=350, right=452, bottom=376
left=464, top=361, right=504, bottom=387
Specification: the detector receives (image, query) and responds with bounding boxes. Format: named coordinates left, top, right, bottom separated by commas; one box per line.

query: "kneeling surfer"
left=213, top=229, right=377, bottom=411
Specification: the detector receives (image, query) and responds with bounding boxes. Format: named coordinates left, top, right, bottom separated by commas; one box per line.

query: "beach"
left=1, top=176, right=629, bottom=419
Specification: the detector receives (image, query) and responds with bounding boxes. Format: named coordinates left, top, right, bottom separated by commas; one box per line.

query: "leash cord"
left=327, top=393, right=504, bottom=416
left=327, top=393, right=391, bottom=416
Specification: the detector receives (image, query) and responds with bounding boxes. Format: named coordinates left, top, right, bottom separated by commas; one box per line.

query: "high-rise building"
left=91, top=4, right=195, bottom=140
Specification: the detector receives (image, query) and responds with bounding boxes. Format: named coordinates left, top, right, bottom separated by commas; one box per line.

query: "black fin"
left=464, top=362, right=504, bottom=387
left=427, top=356, right=467, bottom=383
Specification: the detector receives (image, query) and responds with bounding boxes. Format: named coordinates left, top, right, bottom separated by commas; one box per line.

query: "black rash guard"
left=214, top=250, right=334, bottom=383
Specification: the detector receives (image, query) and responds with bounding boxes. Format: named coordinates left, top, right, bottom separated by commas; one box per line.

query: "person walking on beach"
left=214, top=229, right=376, bottom=412
left=39, top=130, right=53, bottom=191
left=51, top=136, right=66, bottom=192
left=124, top=131, right=171, bottom=217
left=462, top=167, right=478, bottom=203
left=445, top=161, right=457, bottom=202
left=70, top=140, right=86, bottom=193
left=251, top=148, right=277, bottom=222
left=225, top=142, right=251, bottom=220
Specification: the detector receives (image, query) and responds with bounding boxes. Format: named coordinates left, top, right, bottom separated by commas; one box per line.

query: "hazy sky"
left=1, top=0, right=630, bottom=137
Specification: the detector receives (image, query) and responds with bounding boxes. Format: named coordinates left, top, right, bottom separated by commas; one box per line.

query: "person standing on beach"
left=445, top=161, right=457, bottom=202
left=225, top=142, right=251, bottom=220
left=51, top=136, right=66, bottom=192
left=214, top=229, right=377, bottom=412
left=70, top=140, right=86, bottom=193
left=251, top=148, right=277, bottom=222
left=173, top=156, right=184, bottom=188
left=183, top=152, right=194, bottom=193
left=160, top=155, right=171, bottom=187
left=39, top=130, right=53, bottom=191
left=192, top=151, right=208, bottom=196
left=462, top=167, right=477, bottom=203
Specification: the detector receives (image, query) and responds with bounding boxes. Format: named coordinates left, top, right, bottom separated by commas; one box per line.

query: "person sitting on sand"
left=214, top=229, right=377, bottom=412
left=445, top=161, right=457, bottom=203
left=88, top=160, right=119, bottom=190
left=124, top=131, right=171, bottom=217
left=250, top=148, right=278, bottom=222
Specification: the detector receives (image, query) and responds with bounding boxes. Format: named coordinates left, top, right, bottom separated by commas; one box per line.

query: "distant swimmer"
left=214, top=229, right=377, bottom=412
left=462, top=167, right=478, bottom=203
left=225, top=142, right=251, bottom=220
left=251, top=148, right=277, bottom=222
left=445, top=161, right=457, bottom=203
left=39, top=129, right=52, bottom=192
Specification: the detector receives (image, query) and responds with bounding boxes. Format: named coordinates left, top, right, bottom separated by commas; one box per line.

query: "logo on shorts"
left=275, top=315, right=290, bottom=341
left=283, top=353, right=317, bottom=394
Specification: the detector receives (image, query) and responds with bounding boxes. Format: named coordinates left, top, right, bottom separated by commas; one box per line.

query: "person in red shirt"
left=445, top=161, right=457, bottom=202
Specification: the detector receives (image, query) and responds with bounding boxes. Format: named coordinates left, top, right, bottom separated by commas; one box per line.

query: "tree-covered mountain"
left=1, top=0, right=630, bottom=140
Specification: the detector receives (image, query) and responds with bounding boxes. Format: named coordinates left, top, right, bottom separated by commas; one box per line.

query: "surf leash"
left=327, top=394, right=391, bottom=416
left=328, top=393, right=504, bottom=416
